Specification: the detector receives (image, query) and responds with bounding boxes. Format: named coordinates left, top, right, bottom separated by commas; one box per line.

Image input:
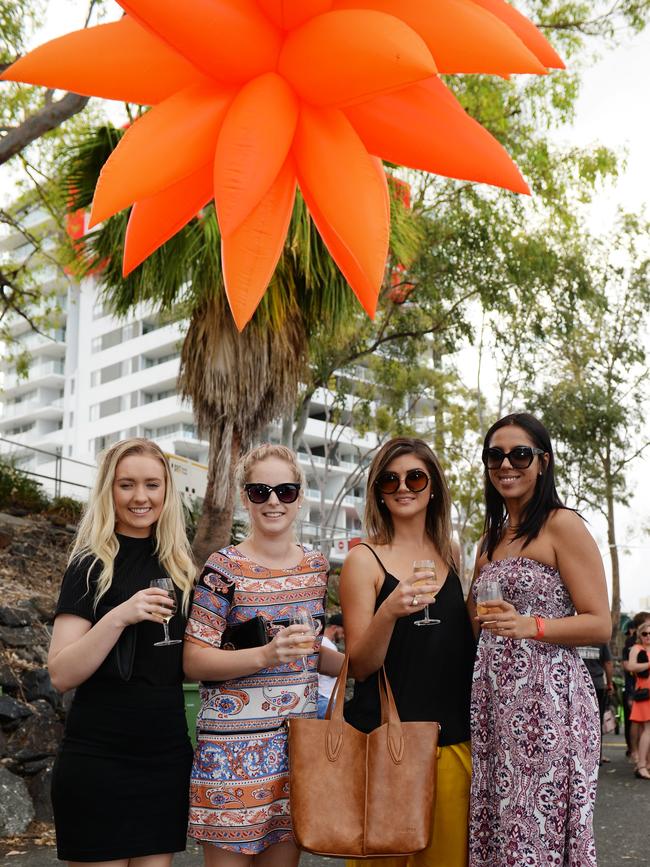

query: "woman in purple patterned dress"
left=468, top=413, right=611, bottom=867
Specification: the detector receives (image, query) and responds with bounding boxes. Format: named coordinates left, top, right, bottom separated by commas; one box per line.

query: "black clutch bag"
left=221, top=616, right=271, bottom=651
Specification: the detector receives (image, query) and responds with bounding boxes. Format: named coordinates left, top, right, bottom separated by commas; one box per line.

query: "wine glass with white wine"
left=476, top=579, right=503, bottom=633
left=149, top=577, right=182, bottom=646
left=289, top=606, right=320, bottom=671
left=412, top=560, right=441, bottom=627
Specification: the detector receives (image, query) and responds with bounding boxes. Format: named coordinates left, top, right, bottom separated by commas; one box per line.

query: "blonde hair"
left=69, top=438, right=196, bottom=612
left=364, top=437, right=453, bottom=566
left=235, top=443, right=306, bottom=489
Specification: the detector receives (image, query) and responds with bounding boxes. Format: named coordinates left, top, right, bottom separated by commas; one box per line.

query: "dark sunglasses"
left=375, top=469, right=430, bottom=495
left=482, top=446, right=544, bottom=470
left=641, top=631, right=650, bottom=637
left=244, top=483, right=301, bottom=504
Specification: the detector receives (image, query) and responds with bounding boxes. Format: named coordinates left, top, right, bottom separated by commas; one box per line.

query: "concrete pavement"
left=1, top=732, right=646, bottom=867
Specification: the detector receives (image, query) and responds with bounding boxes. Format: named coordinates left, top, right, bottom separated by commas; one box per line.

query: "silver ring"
left=412, top=595, right=418, bottom=607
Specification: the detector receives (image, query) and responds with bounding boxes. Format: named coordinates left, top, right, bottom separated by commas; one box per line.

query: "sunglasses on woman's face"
left=244, top=483, right=301, bottom=504
left=641, top=631, right=650, bottom=637
left=482, top=446, right=544, bottom=470
left=375, top=468, right=430, bottom=495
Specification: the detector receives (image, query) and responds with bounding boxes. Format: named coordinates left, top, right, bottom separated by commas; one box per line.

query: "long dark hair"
left=365, top=437, right=453, bottom=566
left=481, top=413, right=569, bottom=560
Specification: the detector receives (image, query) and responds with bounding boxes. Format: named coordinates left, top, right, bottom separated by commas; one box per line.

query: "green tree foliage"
left=528, top=216, right=650, bottom=633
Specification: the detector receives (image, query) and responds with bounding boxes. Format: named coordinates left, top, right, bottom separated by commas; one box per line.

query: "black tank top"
left=344, top=544, right=475, bottom=747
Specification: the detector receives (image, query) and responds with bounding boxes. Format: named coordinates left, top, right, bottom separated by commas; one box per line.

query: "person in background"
left=49, top=438, right=196, bottom=866
left=183, top=444, right=343, bottom=866
left=623, top=611, right=650, bottom=764
left=627, top=617, right=650, bottom=780
left=469, top=413, right=610, bottom=867
left=341, top=437, right=476, bottom=867
left=578, top=643, right=614, bottom=764
left=317, top=613, right=345, bottom=718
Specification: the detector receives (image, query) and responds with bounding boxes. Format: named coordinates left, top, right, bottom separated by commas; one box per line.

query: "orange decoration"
left=1, top=0, right=563, bottom=329
left=123, top=164, right=214, bottom=277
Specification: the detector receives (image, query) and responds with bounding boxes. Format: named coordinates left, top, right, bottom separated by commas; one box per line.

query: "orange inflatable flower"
left=2, top=0, right=562, bottom=329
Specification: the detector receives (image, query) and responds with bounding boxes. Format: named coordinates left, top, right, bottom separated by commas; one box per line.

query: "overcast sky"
left=4, top=2, right=650, bottom=610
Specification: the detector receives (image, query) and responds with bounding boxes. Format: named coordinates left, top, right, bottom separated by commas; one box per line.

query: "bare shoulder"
left=546, top=508, right=590, bottom=542
left=343, top=541, right=380, bottom=574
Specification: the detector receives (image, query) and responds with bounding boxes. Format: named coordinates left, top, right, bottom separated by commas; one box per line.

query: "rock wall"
left=0, top=512, right=74, bottom=837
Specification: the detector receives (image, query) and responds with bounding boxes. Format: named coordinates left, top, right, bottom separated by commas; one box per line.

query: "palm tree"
left=64, top=125, right=419, bottom=564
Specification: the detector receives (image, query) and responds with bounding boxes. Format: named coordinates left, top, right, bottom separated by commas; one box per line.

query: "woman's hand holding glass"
left=476, top=581, right=537, bottom=639
left=112, top=586, right=176, bottom=629
left=264, top=619, right=317, bottom=668
left=385, top=570, right=438, bottom=620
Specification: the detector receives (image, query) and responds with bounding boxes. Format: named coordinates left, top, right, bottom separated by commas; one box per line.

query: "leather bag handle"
left=325, top=651, right=350, bottom=761
left=378, top=666, right=404, bottom=764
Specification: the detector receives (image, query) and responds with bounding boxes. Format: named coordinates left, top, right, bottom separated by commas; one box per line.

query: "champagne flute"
left=476, top=579, right=503, bottom=629
left=290, top=606, right=318, bottom=671
left=412, top=559, right=441, bottom=627
left=149, top=577, right=182, bottom=646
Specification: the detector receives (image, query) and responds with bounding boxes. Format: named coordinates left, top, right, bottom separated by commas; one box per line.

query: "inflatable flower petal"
left=0, top=17, right=202, bottom=104
left=345, top=77, right=529, bottom=193
left=123, top=164, right=214, bottom=277
left=258, top=0, right=333, bottom=30
left=332, top=0, right=548, bottom=74
left=89, top=81, right=234, bottom=227
left=222, top=159, right=297, bottom=329
left=1, top=0, right=563, bottom=328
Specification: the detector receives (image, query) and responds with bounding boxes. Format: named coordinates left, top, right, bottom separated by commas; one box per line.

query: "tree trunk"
left=192, top=429, right=242, bottom=566
left=0, top=92, right=90, bottom=165
left=606, top=484, right=622, bottom=654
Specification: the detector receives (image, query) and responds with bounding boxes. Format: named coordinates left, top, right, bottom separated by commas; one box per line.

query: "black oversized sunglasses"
left=482, top=446, right=545, bottom=470
left=244, top=483, right=301, bottom=504
left=375, top=469, right=430, bottom=495
left=640, top=631, right=650, bottom=637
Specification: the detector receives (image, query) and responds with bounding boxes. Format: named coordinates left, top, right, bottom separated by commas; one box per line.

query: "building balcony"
left=1, top=360, right=66, bottom=395
left=0, top=398, right=64, bottom=426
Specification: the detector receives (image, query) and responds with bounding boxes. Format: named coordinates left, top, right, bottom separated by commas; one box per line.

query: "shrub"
left=48, top=496, right=84, bottom=524
left=0, top=457, right=50, bottom=513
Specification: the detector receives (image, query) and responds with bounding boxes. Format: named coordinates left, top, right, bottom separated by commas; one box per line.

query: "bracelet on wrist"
left=532, top=614, right=545, bottom=640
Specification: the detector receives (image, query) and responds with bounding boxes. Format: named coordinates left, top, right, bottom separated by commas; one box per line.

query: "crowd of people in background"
left=45, top=413, right=646, bottom=867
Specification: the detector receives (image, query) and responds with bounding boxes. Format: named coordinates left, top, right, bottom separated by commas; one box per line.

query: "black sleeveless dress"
left=344, top=545, right=475, bottom=746
left=50, top=534, right=193, bottom=862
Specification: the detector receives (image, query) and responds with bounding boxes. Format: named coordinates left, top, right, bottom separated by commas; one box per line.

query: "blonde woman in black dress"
left=49, top=438, right=196, bottom=865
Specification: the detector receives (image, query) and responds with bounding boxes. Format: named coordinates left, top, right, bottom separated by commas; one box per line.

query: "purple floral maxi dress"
left=470, top=557, right=600, bottom=867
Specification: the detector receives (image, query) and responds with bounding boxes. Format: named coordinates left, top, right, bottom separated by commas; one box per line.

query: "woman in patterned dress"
left=628, top=617, right=650, bottom=779
left=183, top=444, right=342, bottom=866
left=468, top=413, right=611, bottom=867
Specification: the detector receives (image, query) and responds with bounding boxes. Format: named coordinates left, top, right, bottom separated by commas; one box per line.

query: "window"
left=100, top=361, right=123, bottom=384
left=92, top=326, right=122, bottom=353
left=98, top=396, right=122, bottom=418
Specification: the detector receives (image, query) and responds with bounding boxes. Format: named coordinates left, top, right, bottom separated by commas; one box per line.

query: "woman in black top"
left=49, top=438, right=196, bottom=865
left=340, top=437, right=475, bottom=867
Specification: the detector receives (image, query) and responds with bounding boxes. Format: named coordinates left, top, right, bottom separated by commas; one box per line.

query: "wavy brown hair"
left=364, top=437, right=453, bottom=565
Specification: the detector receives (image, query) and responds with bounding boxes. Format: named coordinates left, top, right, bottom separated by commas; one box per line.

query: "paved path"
left=1, top=733, right=646, bottom=867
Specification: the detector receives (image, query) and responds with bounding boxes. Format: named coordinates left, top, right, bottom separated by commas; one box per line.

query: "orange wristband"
left=533, top=614, right=545, bottom=640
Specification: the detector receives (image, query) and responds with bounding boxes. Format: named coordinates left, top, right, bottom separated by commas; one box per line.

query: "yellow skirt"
left=345, top=741, right=471, bottom=867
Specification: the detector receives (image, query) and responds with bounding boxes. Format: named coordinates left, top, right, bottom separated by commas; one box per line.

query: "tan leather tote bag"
left=288, top=654, right=439, bottom=858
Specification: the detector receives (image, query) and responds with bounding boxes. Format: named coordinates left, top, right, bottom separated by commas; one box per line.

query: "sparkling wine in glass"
left=149, top=577, right=182, bottom=646
left=476, top=579, right=503, bottom=624
left=413, top=559, right=441, bottom=627
left=290, top=606, right=319, bottom=671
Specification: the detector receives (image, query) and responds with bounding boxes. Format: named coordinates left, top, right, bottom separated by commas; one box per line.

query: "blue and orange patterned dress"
left=184, top=545, right=329, bottom=855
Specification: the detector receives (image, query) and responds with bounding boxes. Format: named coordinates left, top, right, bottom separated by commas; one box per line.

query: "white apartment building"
left=1, top=208, right=371, bottom=558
